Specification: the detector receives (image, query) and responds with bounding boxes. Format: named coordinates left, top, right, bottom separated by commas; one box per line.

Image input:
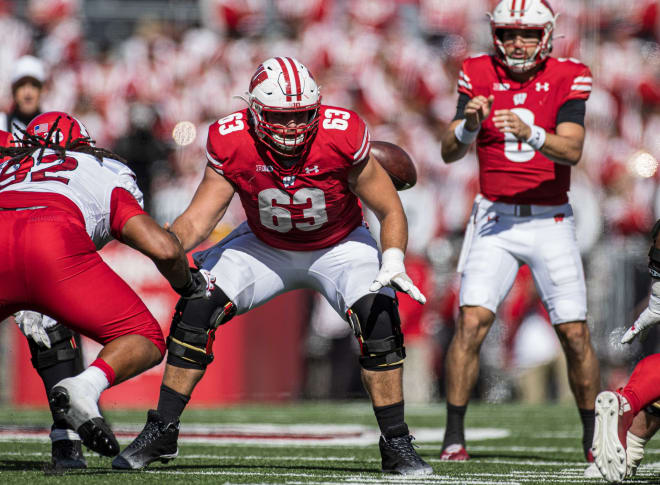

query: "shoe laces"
left=131, top=419, right=166, bottom=450
left=386, top=434, right=423, bottom=461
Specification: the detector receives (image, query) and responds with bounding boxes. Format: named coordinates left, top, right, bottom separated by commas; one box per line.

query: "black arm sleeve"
left=556, top=98, right=586, bottom=126
left=452, top=93, right=471, bottom=121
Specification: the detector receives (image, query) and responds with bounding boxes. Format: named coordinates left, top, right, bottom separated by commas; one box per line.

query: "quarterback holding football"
left=113, top=56, right=432, bottom=476
left=439, top=0, right=601, bottom=467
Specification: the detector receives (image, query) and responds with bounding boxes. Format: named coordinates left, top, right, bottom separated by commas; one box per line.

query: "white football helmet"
left=245, top=57, right=321, bottom=158
left=489, top=0, right=558, bottom=73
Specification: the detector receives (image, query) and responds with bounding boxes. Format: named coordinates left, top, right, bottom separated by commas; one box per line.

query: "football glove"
left=174, top=268, right=216, bottom=299
left=621, top=281, right=660, bottom=344
left=370, top=248, right=427, bottom=305
left=14, top=311, right=53, bottom=348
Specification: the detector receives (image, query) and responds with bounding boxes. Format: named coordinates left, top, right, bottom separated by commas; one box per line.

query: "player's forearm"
left=441, top=122, right=472, bottom=163
left=538, top=132, right=583, bottom=166
left=378, top=211, right=408, bottom=254
left=151, top=240, right=192, bottom=290
left=171, top=215, right=215, bottom=252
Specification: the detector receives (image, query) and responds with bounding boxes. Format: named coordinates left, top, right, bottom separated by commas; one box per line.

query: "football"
left=370, top=140, right=417, bottom=191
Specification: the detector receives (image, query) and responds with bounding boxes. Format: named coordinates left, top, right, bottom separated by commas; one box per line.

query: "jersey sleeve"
left=457, top=59, right=474, bottom=97
left=205, top=122, right=226, bottom=174
left=109, top=187, right=147, bottom=240
left=564, top=63, right=592, bottom=103
left=345, top=113, right=371, bottom=165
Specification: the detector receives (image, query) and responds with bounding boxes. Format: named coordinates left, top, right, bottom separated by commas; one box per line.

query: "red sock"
left=620, top=353, right=660, bottom=415
left=90, top=358, right=116, bottom=387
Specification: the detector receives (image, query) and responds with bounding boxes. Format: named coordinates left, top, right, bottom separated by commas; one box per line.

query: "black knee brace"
left=28, top=324, right=82, bottom=370
left=166, top=287, right=236, bottom=370
left=347, top=293, right=405, bottom=371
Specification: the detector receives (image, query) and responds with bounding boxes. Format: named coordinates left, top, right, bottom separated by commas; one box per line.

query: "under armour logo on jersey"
left=513, top=93, right=527, bottom=105
left=282, top=175, right=296, bottom=187
left=535, top=82, right=550, bottom=92
left=304, top=165, right=319, bottom=174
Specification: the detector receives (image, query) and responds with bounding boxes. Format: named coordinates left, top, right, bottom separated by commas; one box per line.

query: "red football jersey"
left=457, top=55, right=592, bottom=205
left=206, top=106, right=371, bottom=250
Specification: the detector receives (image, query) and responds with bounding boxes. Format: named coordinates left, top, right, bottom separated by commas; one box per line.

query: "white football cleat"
left=583, top=462, right=603, bottom=479
left=49, top=377, right=119, bottom=457
left=592, top=391, right=634, bottom=483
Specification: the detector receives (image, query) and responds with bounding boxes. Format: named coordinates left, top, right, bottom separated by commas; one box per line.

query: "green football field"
left=0, top=402, right=658, bottom=484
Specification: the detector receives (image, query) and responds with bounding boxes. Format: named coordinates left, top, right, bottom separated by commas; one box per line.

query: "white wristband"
left=381, top=247, right=405, bottom=271
left=454, top=119, right=480, bottom=145
left=526, top=125, right=547, bottom=150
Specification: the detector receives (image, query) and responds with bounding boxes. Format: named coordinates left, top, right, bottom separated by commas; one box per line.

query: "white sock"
left=75, top=365, right=110, bottom=402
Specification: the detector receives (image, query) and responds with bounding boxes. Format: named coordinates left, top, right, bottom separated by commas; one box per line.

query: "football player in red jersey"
left=1, top=127, right=90, bottom=470
left=112, top=57, right=432, bottom=476
left=590, top=223, right=660, bottom=482
left=0, top=112, right=215, bottom=460
left=439, top=0, right=601, bottom=464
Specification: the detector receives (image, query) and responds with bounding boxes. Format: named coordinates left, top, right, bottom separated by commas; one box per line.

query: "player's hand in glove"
left=622, top=280, right=660, bottom=344
left=370, top=248, right=426, bottom=305
left=174, top=268, right=216, bottom=299
left=14, top=311, right=52, bottom=348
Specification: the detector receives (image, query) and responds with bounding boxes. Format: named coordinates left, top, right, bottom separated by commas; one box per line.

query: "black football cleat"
left=49, top=378, right=119, bottom=457
left=112, top=410, right=179, bottom=470
left=379, top=423, right=433, bottom=475
left=51, top=438, right=87, bottom=469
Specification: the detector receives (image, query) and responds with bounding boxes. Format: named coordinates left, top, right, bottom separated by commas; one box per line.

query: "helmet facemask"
left=249, top=98, right=320, bottom=157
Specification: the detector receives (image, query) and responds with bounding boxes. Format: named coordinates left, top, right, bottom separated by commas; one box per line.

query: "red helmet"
left=489, top=0, right=557, bottom=73
left=246, top=57, right=321, bottom=158
left=0, top=129, right=13, bottom=148
left=26, top=111, right=91, bottom=147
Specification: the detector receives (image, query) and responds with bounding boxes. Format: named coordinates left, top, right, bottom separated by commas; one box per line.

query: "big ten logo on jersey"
left=217, top=113, right=245, bottom=135
left=504, top=108, right=536, bottom=163
left=0, top=154, right=78, bottom=189
left=258, top=187, right=328, bottom=233
left=322, top=108, right=350, bottom=131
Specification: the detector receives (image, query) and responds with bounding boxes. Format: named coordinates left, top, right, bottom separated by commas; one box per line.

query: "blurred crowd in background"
left=3, top=0, right=660, bottom=405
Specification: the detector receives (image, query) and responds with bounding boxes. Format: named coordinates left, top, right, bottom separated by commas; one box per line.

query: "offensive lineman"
left=112, top=56, right=432, bottom=476
left=0, top=112, right=214, bottom=459
left=439, top=0, right=600, bottom=464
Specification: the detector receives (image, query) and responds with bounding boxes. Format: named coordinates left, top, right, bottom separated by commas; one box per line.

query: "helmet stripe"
left=285, top=57, right=302, bottom=102
left=275, top=57, right=293, bottom=100
left=520, top=0, right=526, bottom=11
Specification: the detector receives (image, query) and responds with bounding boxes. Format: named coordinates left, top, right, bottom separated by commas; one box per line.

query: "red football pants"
left=620, top=353, right=660, bottom=415
left=0, top=207, right=166, bottom=355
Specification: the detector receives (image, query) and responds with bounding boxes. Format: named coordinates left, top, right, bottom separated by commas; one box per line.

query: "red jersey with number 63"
left=206, top=106, right=370, bottom=250
left=458, top=55, right=592, bottom=205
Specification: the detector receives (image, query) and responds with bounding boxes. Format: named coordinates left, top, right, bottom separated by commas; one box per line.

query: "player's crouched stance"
left=112, top=57, right=432, bottom=476
left=592, top=220, right=660, bottom=482
left=0, top=114, right=214, bottom=459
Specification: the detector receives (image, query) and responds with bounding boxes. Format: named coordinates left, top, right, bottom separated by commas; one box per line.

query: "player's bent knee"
left=166, top=287, right=236, bottom=370
left=347, top=294, right=405, bottom=371
left=28, top=324, right=81, bottom=370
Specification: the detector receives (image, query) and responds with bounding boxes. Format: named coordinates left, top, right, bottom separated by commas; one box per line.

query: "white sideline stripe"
left=143, top=470, right=518, bottom=484
left=0, top=426, right=509, bottom=447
